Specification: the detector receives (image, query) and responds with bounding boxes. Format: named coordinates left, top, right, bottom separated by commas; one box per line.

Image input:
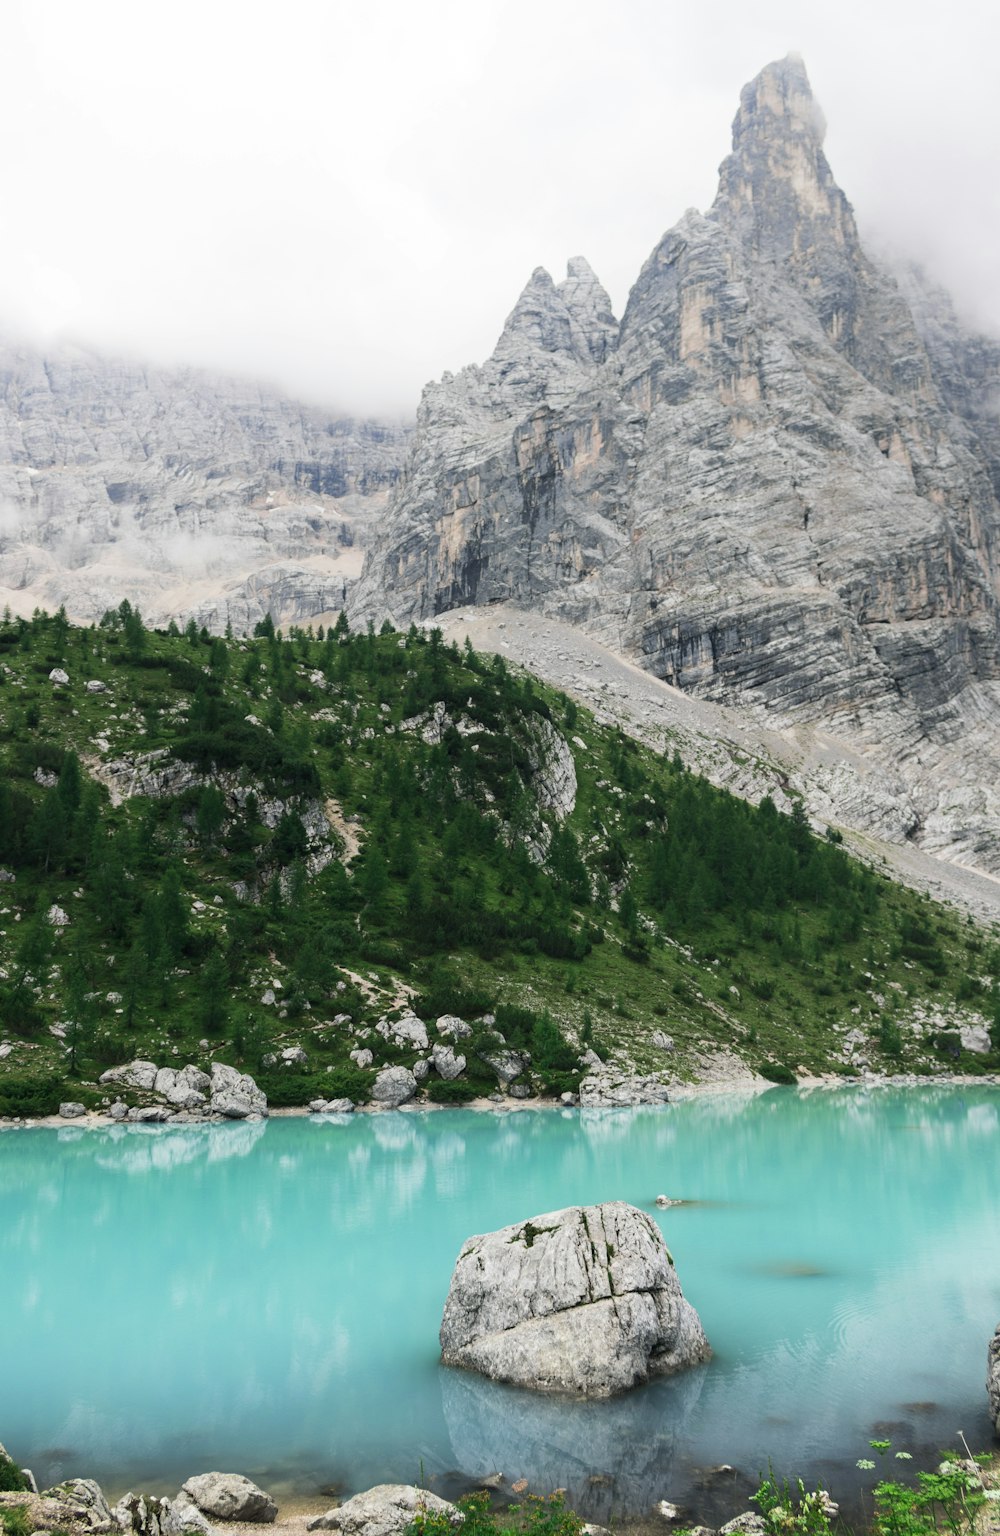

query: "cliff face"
left=351, top=56, right=1000, bottom=872
left=0, top=338, right=409, bottom=630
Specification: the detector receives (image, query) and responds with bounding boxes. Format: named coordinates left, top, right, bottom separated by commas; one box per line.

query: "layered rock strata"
left=352, top=57, right=1000, bottom=876
left=0, top=335, right=408, bottom=630
left=439, top=1200, right=710, bottom=1396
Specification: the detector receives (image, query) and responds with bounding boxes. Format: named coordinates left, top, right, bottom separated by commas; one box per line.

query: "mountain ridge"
left=350, top=55, right=1000, bottom=876
left=0, top=329, right=411, bottom=632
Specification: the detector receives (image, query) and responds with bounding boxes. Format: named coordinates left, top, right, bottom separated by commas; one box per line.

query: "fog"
left=3, top=0, right=997, bottom=417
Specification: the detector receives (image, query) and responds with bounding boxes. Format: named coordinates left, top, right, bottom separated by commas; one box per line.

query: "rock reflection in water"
left=440, top=1364, right=707, bottom=1521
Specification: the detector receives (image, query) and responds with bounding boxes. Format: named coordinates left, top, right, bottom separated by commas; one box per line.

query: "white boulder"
left=180, top=1473, right=276, bottom=1523
left=100, top=1060, right=159, bottom=1092
left=210, top=1063, right=267, bottom=1119
left=305, top=1485, right=462, bottom=1536
left=436, top=1016, right=472, bottom=1040
left=370, top=1066, right=417, bottom=1107
left=375, top=1013, right=429, bottom=1051
left=440, top=1201, right=710, bottom=1397
left=432, top=1044, right=467, bottom=1080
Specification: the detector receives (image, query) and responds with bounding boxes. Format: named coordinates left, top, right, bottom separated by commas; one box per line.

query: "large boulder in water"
left=989, top=1323, right=1000, bottom=1433
left=439, top=1200, right=710, bottom=1397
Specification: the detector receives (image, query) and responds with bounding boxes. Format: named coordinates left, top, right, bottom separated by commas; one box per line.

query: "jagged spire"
left=492, top=260, right=616, bottom=371
left=557, top=258, right=618, bottom=363
left=712, top=54, right=859, bottom=261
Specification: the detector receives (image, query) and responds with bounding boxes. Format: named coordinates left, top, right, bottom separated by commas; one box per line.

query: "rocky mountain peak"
left=351, top=54, right=1000, bottom=878
left=712, top=53, right=857, bottom=263
left=492, top=259, right=616, bottom=379
left=557, top=257, right=619, bottom=364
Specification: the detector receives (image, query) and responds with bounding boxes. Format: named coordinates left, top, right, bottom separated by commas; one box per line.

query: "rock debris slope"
left=439, top=1201, right=710, bottom=1397
left=0, top=335, right=409, bottom=631
left=352, top=56, right=1000, bottom=875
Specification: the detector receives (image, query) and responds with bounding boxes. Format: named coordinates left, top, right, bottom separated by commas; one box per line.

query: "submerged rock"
left=988, top=1323, right=1000, bottom=1433
left=440, top=1352, right=705, bottom=1521
left=306, top=1486, right=462, bottom=1536
left=440, top=1200, right=710, bottom=1397
left=180, top=1473, right=276, bottom=1523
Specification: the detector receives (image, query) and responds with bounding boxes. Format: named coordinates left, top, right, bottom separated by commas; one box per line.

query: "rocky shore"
left=3, top=1447, right=998, bottom=1536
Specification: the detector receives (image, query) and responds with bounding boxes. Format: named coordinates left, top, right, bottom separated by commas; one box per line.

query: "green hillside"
left=0, top=604, right=996, bottom=1115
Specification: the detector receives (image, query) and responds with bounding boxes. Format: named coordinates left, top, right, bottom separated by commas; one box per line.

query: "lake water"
left=1, top=1087, right=999, bottom=1523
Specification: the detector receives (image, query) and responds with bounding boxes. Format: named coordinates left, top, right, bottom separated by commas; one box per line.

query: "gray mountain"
left=351, top=55, right=1000, bottom=874
left=0, top=334, right=409, bottom=630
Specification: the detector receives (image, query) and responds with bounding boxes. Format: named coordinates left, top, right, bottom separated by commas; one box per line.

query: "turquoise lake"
left=2, top=1087, right=999, bottom=1521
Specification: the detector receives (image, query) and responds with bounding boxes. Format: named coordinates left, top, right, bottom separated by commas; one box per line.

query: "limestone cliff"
left=351, top=56, right=1000, bottom=874
left=0, top=336, right=409, bottom=630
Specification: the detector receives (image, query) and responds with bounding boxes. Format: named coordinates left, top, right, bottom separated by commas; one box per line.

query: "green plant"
left=0, top=1071, right=66, bottom=1117
left=0, top=1449, right=30, bottom=1494
left=858, top=1438, right=985, bottom=1536
left=751, top=1466, right=837, bottom=1536
left=1, top=1505, right=33, bottom=1536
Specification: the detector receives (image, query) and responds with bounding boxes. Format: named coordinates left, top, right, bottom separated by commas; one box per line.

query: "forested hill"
left=0, top=606, right=996, bottom=1116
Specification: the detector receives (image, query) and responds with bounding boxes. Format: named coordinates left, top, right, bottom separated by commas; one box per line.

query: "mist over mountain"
left=351, top=56, right=1000, bottom=874
left=0, top=334, right=409, bottom=631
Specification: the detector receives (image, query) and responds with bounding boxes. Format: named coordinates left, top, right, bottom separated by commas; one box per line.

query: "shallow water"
left=1, top=1087, right=998, bottom=1520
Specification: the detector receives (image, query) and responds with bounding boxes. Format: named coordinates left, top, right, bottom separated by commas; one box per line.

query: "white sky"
left=3, top=0, right=997, bottom=416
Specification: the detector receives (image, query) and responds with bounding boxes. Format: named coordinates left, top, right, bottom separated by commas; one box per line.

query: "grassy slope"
left=0, top=606, right=997, bottom=1114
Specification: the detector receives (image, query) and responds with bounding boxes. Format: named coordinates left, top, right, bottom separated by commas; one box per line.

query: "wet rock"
left=719, top=1517, right=766, bottom=1536
left=180, top=1473, right=276, bottom=1523
left=440, top=1200, right=710, bottom=1396
left=441, top=1357, right=705, bottom=1522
